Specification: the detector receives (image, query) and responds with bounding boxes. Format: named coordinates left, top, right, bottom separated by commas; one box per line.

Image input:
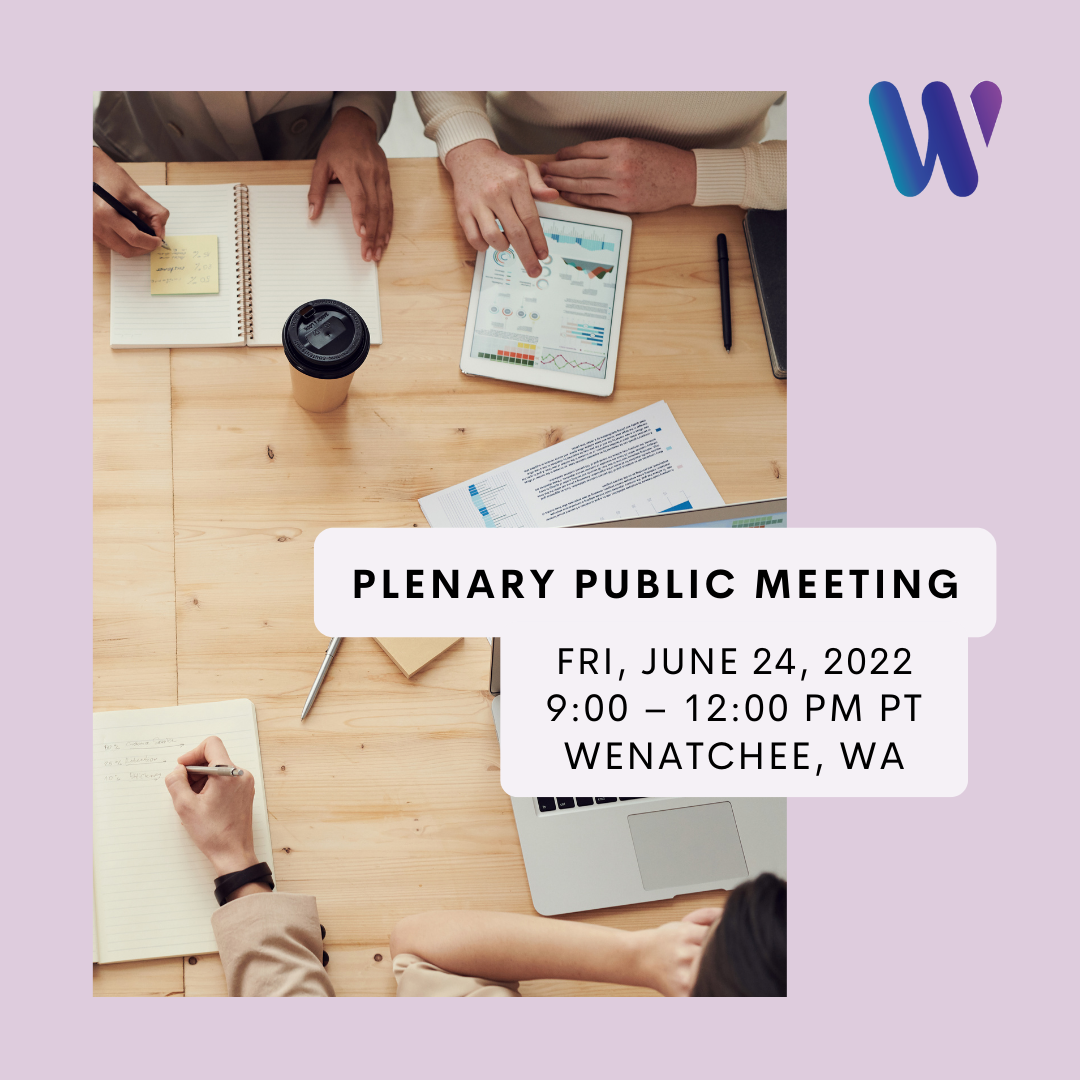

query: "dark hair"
left=691, top=873, right=786, bottom=996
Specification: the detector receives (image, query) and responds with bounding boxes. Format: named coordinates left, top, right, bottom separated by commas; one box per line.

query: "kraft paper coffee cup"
left=282, top=299, right=370, bottom=413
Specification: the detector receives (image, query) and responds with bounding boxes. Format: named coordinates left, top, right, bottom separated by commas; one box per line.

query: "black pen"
left=93, top=182, right=169, bottom=249
left=716, top=234, right=731, bottom=351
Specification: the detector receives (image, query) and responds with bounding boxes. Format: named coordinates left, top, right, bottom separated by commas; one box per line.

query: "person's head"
left=691, top=872, right=786, bottom=996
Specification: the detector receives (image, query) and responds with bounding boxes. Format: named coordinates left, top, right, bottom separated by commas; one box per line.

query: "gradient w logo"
left=869, top=81, right=1001, bottom=197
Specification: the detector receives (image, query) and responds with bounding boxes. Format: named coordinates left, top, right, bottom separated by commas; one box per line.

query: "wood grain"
left=95, top=157, right=781, bottom=996
left=166, top=158, right=785, bottom=511
left=93, top=161, right=177, bottom=714
left=93, top=957, right=184, bottom=997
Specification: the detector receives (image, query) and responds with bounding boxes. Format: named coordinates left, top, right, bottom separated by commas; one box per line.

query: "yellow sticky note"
left=150, top=236, right=219, bottom=295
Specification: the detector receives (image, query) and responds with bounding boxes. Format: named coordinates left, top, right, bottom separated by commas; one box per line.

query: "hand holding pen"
left=164, top=736, right=259, bottom=876
left=93, top=147, right=171, bottom=257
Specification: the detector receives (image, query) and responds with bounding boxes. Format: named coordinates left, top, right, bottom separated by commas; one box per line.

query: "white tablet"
left=459, top=202, right=632, bottom=397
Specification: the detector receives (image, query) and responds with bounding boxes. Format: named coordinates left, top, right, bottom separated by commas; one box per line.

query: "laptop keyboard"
left=536, top=797, right=645, bottom=813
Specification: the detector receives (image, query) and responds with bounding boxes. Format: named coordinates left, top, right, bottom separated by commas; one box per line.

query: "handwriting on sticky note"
left=150, top=235, right=219, bottom=295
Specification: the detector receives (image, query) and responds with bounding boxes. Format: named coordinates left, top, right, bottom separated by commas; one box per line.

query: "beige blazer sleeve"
left=693, top=142, right=787, bottom=210
left=393, top=953, right=521, bottom=997
left=412, top=92, right=497, bottom=163
left=211, top=892, right=335, bottom=997
left=93, top=92, right=396, bottom=163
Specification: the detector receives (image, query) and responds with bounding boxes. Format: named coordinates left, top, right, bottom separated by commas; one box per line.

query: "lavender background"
left=6, top=3, right=1074, bottom=1076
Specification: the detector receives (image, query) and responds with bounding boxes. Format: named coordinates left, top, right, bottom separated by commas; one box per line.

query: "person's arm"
left=413, top=91, right=559, bottom=277
left=164, top=736, right=333, bottom=997
left=390, top=907, right=721, bottom=996
left=413, top=91, right=496, bottom=163
left=331, top=92, right=395, bottom=138
left=93, top=147, right=170, bottom=257
left=538, top=139, right=787, bottom=211
left=308, top=104, right=394, bottom=263
left=211, top=892, right=333, bottom=997
left=539, top=138, right=697, bottom=213
left=692, top=142, right=787, bottom=209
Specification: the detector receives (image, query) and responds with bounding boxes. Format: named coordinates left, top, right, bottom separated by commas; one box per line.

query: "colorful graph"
left=477, top=341, right=537, bottom=367
left=544, top=228, right=616, bottom=253
left=562, top=321, right=605, bottom=347
left=561, top=258, right=614, bottom=279
left=646, top=491, right=692, bottom=514
left=536, top=352, right=606, bottom=372
left=467, top=483, right=499, bottom=528
left=493, top=249, right=516, bottom=266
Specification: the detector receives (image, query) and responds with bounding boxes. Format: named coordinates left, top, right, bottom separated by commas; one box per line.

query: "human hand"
left=635, top=907, right=723, bottom=996
left=164, top=736, right=260, bottom=881
left=93, top=147, right=170, bottom=257
left=308, top=107, right=393, bottom=263
left=444, top=139, right=560, bottom=277
left=539, top=138, right=697, bottom=213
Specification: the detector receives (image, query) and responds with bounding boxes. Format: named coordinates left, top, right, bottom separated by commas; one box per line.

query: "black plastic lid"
left=282, top=299, right=370, bottom=380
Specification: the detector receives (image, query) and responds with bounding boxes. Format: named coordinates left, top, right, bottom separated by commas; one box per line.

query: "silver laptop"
left=573, top=497, right=787, bottom=530
left=490, top=639, right=787, bottom=917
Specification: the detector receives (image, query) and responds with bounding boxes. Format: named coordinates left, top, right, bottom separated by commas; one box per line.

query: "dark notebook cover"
left=743, top=209, right=787, bottom=379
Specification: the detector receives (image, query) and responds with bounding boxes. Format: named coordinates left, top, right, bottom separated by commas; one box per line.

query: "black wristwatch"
left=214, top=862, right=275, bottom=906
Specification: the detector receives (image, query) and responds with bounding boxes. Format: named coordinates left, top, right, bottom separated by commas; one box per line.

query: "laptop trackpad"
left=628, top=802, right=748, bottom=891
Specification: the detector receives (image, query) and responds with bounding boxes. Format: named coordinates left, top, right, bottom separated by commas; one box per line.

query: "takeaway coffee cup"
left=282, top=299, right=370, bottom=412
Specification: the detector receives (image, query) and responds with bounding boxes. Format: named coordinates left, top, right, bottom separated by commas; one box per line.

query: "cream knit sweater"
left=413, top=92, right=786, bottom=210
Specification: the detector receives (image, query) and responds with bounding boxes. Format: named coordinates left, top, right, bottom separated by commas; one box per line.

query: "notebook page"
left=92, top=699, right=273, bottom=964
left=93, top=878, right=99, bottom=964
left=246, top=185, right=383, bottom=346
left=110, top=185, right=243, bottom=348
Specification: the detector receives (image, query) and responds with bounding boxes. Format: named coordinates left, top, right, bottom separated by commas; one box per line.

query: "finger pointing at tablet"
left=445, top=140, right=559, bottom=276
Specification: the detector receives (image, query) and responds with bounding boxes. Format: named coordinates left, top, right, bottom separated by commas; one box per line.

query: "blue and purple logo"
left=870, top=81, right=1001, bottom=196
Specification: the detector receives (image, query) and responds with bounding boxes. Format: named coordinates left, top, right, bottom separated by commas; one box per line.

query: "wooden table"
left=93, top=158, right=786, bottom=996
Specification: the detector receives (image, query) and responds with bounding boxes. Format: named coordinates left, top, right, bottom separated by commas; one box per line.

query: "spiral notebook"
left=92, top=699, right=274, bottom=964
left=109, top=184, right=383, bottom=349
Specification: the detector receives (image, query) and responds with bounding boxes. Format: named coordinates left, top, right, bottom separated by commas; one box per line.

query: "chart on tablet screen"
left=471, top=216, right=625, bottom=381
left=537, top=350, right=606, bottom=372
left=543, top=226, right=616, bottom=252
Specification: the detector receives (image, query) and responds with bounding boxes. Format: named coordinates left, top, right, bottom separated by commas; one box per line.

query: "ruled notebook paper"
left=110, top=185, right=243, bottom=348
left=246, top=184, right=383, bottom=346
left=92, top=700, right=273, bottom=965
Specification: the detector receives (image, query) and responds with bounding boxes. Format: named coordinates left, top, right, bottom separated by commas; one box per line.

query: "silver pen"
left=186, top=765, right=245, bottom=777
left=301, top=637, right=344, bottom=721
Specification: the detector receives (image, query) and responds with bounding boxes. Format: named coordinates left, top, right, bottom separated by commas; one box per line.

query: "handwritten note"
left=93, top=699, right=273, bottom=964
left=150, top=235, right=219, bottom=295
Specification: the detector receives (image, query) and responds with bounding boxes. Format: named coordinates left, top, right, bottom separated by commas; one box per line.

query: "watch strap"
left=214, top=862, right=275, bottom=906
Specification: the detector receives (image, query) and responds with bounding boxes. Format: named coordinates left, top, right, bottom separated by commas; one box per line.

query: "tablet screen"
left=469, top=217, right=625, bottom=381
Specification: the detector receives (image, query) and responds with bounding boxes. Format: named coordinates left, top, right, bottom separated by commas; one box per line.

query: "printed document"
left=419, top=401, right=724, bottom=528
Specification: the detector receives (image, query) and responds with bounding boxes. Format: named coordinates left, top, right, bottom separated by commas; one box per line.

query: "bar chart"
left=562, top=321, right=606, bottom=347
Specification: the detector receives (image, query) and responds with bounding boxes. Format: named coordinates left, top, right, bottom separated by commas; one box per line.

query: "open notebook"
left=110, top=184, right=382, bottom=348
left=92, top=699, right=273, bottom=964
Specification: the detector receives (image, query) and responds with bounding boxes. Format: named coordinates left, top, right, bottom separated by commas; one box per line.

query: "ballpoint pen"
left=93, top=182, right=169, bottom=249
left=717, top=233, right=732, bottom=351
left=186, top=765, right=245, bottom=776
left=301, top=637, right=344, bottom=721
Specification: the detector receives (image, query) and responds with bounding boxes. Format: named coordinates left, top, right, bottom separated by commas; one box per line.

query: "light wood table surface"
left=93, top=158, right=785, bottom=996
